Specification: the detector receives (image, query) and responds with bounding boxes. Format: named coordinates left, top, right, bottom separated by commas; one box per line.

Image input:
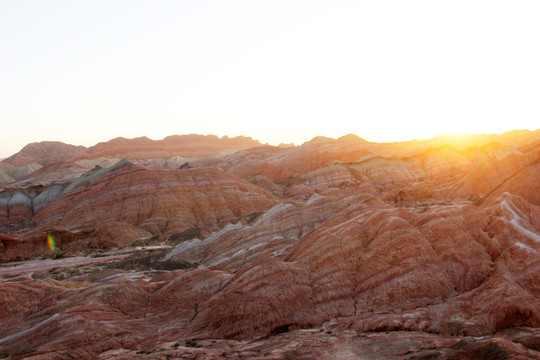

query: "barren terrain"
left=1, top=131, right=539, bottom=359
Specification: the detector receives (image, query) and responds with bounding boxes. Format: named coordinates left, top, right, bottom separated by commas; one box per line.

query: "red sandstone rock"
left=0, top=163, right=42, bottom=184
left=11, top=161, right=89, bottom=187
left=34, top=162, right=277, bottom=233
left=482, top=159, right=540, bottom=206
left=72, top=134, right=261, bottom=161
left=192, top=145, right=297, bottom=182
left=190, top=256, right=317, bottom=340
left=2, top=141, right=87, bottom=167
left=0, top=130, right=539, bottom=359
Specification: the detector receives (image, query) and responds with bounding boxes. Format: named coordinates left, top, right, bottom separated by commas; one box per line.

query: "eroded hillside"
left=0, top=130, right=539, bottom=359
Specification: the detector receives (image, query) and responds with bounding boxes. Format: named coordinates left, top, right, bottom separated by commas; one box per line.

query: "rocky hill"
left=72, top=134, right=262, bottom=161
left=0, top=130, right=539, bottom=359
left=2, top=141, right=87, bottom=167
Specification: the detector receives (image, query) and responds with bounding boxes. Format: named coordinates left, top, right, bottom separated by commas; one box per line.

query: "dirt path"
left=0, top=255, right=130, bottom=275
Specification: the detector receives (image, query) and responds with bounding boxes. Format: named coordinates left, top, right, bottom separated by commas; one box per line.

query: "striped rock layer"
left=0, top=130, right=539, bottom=359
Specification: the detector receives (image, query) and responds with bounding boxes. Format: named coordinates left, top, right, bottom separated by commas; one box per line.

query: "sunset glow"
left=1, top=1, right=539, bottom=352
left=1, top=1, right=539, bottom=156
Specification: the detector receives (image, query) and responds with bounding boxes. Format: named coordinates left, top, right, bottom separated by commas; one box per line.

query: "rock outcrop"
left=72, top=134, right=261, bottom=161
left=0, top=130, right=539, bottom=359
left=0, top=161, right=277, bottom=262
left=2, top=141, right=86, bottom=166
left=34, top=161, right=277, bottom=233
left=0, top=162, right=42, bottom=184
left=10, top=161, right=90, bottom=187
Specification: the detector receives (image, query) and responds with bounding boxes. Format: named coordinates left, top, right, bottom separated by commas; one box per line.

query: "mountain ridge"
left=0, top=128, right=539, bottom=359
left=4, top=128, right=539, bottom=165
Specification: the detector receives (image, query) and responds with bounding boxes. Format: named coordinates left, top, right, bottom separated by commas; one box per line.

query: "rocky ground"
left=0, top=130, right=539, bottom=359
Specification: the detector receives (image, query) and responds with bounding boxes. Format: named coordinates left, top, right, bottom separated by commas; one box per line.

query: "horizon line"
left=2, top=127, right=539, bottom=159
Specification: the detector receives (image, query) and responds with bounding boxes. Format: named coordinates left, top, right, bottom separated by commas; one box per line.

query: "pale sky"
left=1, top=0, right=539, bottom=157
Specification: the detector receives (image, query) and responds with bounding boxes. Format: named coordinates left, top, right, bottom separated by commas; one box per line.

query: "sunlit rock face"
left=481, top=159, right=540, bottom=206
left=2, top=141, right=87, bottom=166
left=0, top=161, right=278, bottom=262
left=71, top=134, right=262, bottom=161
left=34, top=161, right=277, bottom=233
left=0, top=130, right=539, bottom=359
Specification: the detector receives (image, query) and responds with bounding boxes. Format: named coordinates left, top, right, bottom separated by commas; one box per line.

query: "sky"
left=1, top=0, right=539, bottom=157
